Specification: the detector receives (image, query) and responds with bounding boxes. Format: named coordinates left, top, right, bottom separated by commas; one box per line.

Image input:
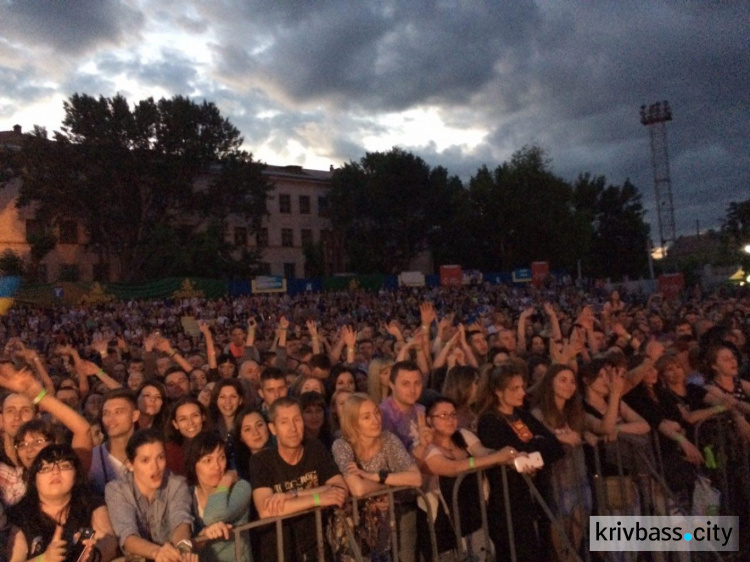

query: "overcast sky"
left=1, top=1, right=748, bottom=241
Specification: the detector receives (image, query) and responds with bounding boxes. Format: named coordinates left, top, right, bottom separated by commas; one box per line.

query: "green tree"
left=464, top=146, right=579, bottom=271
left=572, top=174, right=650, bottom=279
left=328, top=147, right=452, bottom=273
left=4, top=94, right=271, bottom=281
left=0, top=250, right=25, bottom=277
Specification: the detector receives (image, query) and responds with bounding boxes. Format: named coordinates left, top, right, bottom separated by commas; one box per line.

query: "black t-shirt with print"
left=249, top=439, right=340, bottom=562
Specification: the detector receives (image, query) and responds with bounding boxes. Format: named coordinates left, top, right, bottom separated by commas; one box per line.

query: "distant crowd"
left=0, top=281, right=749, bottom=561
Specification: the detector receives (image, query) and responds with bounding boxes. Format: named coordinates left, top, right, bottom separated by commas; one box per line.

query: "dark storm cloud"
left=1, top=0, right=144, bottom=55
left=4, top=0, right=748, bottom=238
left=0, top=68, right=56, bottom=114
left=210, top=1, right=542, bottom=111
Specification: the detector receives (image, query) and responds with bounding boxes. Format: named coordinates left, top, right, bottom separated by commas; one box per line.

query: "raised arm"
left=17, top=346, right=55, bottom=396
left=199, top=321, right=217, bottom=370
left=543, top=302, right=562, bottom=342
left=77, top=357, right=122, bottom=391
left=517, top=308, right=533, bottom=354
left=306, top=319, right=321, bottom=355
left=155, top=337, right=193, bottom=374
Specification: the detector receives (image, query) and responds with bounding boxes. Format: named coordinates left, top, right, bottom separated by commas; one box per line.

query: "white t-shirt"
left=89, top=443, right=128, bottom=496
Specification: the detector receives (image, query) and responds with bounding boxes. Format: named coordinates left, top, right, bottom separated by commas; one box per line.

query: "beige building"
left=1, top=125, right=344, bottom=282
left=238, top=164, right=345, bottom=278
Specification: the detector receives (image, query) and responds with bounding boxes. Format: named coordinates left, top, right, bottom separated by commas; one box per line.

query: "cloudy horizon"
left=1, top=1, right=748, bottom=240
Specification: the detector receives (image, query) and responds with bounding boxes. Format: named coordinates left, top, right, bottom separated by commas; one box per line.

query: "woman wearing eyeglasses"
left=419, top=397, right=516, bottom=561
left=8, top=444, right=118, bottom=562
left=0, top=363, right=94, bottom=506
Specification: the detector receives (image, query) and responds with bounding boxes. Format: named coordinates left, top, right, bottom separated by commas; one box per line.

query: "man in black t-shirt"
left=249, top=397, right=347, bottom=562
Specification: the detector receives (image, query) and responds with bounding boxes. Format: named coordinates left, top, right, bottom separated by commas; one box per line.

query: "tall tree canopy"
left=463, top=146, right=582, bottom=271
left=572, top=173, right=650, bottom=279
left=328, top=147, right=459, bottom=273
left=5, top=94, right=271, bottom=281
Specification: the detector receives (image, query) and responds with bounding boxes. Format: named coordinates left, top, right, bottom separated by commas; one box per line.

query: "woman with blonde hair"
left=367, top=357, right=394, bottom=404
left=332, top=393, right=421, bottom=561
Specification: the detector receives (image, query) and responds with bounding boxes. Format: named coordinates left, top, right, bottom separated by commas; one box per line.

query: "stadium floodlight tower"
left=640, top=100, right=676, bottom=252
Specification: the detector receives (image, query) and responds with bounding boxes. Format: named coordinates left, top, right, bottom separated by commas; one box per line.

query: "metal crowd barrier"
left=693, top=413, right=750, bottom=562
left=224, top=485, right=438, bottom=562
left=444, top=463, right=586, bottom=562
left=450, top=468, right=492, bottom=560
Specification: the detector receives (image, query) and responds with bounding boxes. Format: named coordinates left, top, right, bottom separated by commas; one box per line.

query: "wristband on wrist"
left=32, top=388, right=47, bottom=405
left=176, top=540, right=193, bottom=554
left=96, top=368, right=105, bottom=378
left=169, top=350, right=177, bottom=358
left=313, top=493, right=321, bottom=507
left=468, top=456, right=475, bottom=469
left=216, top=485, right=229, bottom=493
left=713, top=405, right=726, bottom=414
left=675, top=434, right=686, bottom=444
left=378, top=469, right=390, bottom=484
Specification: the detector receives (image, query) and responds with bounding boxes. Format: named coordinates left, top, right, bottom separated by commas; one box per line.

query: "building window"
left=58, top=220, right=78, bottom=244
left=25, top=219, right=44, bottom=239
left=256, top=228, right=269, bottom=247
left=299, top=195, right=311, bottom=215
left=301, top=228, right=313, bottom=247
left=318, top=196, right=329, bottom=217
left=279, top=194, right=291, bottom=214
left=234, top=227, right=248, bottom=247
left=284, top=262, right=296, bottom=279
left=93, top=263, right=109, bottom=282
left=59, top=264, right=80, bottom=282
left=281, top=228, right=294, bottom=247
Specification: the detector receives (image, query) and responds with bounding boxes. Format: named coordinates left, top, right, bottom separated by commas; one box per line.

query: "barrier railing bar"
left=450, top=468, right=492, bottom=560
left=520, top=472, right=584, bottom=562
left=500, top=465, right=517, bottom=562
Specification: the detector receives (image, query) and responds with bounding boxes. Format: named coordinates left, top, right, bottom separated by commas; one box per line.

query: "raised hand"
left=419, top=302, right=437, bottom=328
left=416, top=411, right=434, bottom=449
left=342, top=325, right=357, bottom=349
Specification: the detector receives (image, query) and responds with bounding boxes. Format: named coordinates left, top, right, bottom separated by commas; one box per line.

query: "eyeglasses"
left=16, top=438, right=49, bottom=451
left=430, top=412, right=458, bottom=420
left=38, top=460, right=75, bottom=474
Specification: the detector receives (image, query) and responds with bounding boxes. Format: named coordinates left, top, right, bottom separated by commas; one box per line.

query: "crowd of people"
left=0, top=280, right=748, bottom=562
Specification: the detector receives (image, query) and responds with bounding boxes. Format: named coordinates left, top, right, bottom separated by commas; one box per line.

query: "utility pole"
left=640, top=101, right=676, bottom=253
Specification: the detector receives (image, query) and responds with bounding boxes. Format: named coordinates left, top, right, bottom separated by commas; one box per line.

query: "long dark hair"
left=166, top=396, right=206, bottom=446
left=532, top=364, right=584, bottom=432
left=475, top=361, right=527, bottom=417
left=232, top=406, right=269, bottom=481
left=11, top=444, right=98, bottom=558
left=208, top=379, right=245, bottom=431
left=135, top=379, right=168, bottom=432
left=299, top=391, right=333, bottom=449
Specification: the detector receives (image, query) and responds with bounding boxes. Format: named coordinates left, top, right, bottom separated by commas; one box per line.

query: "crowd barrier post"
left=519, top=472, right=584, bottom=562
left=349, top=485, right=439, bottom=562
left=450, top=468, right=492, bottom=560
left=229, top=503, right=333, bottom=562
left=500, top=465, right=517, bottom=562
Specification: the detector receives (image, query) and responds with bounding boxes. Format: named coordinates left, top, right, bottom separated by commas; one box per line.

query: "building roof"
left=0, top=127, right=25, bottom=150
left=263, top=164, right=332, bottom=182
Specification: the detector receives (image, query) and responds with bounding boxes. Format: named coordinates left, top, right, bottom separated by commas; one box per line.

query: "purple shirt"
left=380, top=396, right=424, bottom=452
